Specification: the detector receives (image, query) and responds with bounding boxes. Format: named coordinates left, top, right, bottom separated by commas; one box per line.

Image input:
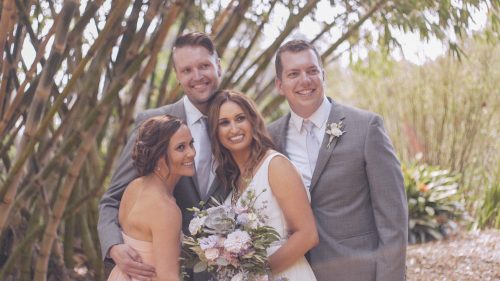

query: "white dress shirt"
left=286, top=97, right=331, bottom=188
left=183, top=96, right=215, bottom=193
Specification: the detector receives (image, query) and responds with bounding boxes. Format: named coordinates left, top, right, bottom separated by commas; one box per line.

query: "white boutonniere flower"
left=325, top=121, right=345, bottom=149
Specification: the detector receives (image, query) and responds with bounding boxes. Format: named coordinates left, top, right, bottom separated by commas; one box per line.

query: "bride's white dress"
left=225, top=151, right=317, bottom=281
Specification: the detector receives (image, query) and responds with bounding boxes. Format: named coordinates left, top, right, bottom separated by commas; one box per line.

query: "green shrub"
left=403, top=162, right=464, bottom=244
left=331, top=36, right=500, bottom=226
left=476, top=163, right=500, bottom=229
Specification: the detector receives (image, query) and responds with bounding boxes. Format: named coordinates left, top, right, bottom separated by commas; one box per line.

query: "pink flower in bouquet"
left=204, top=248, right=220, bottom=261
left=233, top=204, right=248, bottom=214
left=222, top=249, right=240, bottom=267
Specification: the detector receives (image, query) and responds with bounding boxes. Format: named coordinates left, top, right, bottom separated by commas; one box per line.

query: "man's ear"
left=275, top=77, right=284, bottom=96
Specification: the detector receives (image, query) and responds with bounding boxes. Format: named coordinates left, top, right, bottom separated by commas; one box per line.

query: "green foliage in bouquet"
left=404, top=162, right=464, bottom=244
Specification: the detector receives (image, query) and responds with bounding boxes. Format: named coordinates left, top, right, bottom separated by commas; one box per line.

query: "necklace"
left=231, top=175, right=251, bottom=206
left=154, top=169, right=169, bottom=185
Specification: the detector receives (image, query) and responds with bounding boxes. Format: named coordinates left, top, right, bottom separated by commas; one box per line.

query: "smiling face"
left=173, top=46, right=222, bottom=113
left=275, top=49, right=325, bottom=118
left=166, top=124, right=196, bottom=177
left=216, top=101, right=253, bottom=154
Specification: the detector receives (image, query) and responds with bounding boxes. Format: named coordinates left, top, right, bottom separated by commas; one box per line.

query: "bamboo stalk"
left=32, top=7, right=184, bottom=274
left=0, top=0, right=15, bottom=71
left=0, top=0, right=131, bottom=233
left=0, top=0, right=79, bottom=221
left=0, top=51, right=14, bottom=121
left=253, top=78, right=275, bottom=104
left=0, top=210, right=43, bottom=280
left=261, top=94, right=285, bottom=118
left=214, top=0, right=252, bottom=57
left=33, top=114, right=103, bottom=281
left=157, top=0, right=192, bottom=107
left=113, top=0, right=144, bottom=74
left=15, top=48, right=148, bottom=212
left=126, top=0, right=162, bottom=60
left=29, top=3, right=182, bottom=277
left=0, top=117, right=23, bottom=170
left=66, top=0, right=105, bottom=48
left=221, top=0, right=277, bottom=89
left=63, top=206, right=76, bottom=268
left=0, top=22, right=56, bottom=138
left=211, top=0, right=236, bottom=35
left=78, top=206, right=103, bottom=280
left=239, top=0, right=320, bottom=92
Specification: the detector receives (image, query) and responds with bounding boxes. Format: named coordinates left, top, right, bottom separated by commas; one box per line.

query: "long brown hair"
left=207, top=90, right=275, bottom=191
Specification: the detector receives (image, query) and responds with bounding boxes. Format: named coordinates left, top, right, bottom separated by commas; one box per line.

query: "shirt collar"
left=183, top=96, right=204, bottom=125
left=290, top=96, right=331, bottom=132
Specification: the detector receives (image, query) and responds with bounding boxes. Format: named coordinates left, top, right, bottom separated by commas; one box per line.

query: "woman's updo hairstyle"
left=132, top=114, right=184, bottom=176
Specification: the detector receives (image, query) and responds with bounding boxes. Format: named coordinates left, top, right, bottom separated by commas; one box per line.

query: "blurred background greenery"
left=0, top=0, right=498, bottom=280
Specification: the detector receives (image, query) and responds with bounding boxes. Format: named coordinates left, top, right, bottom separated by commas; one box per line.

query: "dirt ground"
left=66, top=230, right=500, bottom=281
left=406, top=229, right=500, bottom=281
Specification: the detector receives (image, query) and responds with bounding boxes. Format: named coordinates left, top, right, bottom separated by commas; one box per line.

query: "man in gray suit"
left=268, top=40, right=408, bottom=281
left=98, top=32, right=226, bottom=280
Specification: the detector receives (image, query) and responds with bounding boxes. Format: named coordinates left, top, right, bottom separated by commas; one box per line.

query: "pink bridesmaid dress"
left=107, top=232, right=154, bottom=281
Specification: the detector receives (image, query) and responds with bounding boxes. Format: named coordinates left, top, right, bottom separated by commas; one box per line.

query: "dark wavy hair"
left=207, top=90, right=275, bottom=190
left=132, top=114, right=185, bottom=176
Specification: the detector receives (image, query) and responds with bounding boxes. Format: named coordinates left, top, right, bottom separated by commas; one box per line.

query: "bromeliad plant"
left=403, top=162, right=464, bottom=244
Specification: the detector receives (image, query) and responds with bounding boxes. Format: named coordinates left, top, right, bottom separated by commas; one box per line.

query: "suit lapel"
left=168, top=98, right=187, bottom=120
left=309, top=101, right=345, bottom=191
left=273, top=114, right=291, bottom=158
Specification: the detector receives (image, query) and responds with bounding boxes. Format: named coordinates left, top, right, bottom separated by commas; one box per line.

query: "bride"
left=207, top=90, right=319, bottom=280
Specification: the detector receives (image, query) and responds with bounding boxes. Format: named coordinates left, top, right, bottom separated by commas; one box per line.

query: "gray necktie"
left=196, top=117, right=211, bottom=198
left=303, top=120, right=320, bottom=173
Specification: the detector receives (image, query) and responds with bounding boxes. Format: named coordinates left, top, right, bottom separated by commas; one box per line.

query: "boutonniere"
left=325, top=121, right=345, bottom=149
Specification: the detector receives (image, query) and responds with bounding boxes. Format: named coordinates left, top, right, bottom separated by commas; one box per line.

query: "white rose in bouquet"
left=189, top=215, right=206, bottom=235
left=224, top=230, right=251, bottom=253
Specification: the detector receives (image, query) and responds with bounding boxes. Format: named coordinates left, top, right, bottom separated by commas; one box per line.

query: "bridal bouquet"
left=183, top=189, right=281, bottom=281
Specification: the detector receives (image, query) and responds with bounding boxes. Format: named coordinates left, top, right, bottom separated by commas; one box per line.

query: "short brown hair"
left=207, top=90, right=275, bottom=190
left=275, top=40, right=323, bottom=79
left=173, top=32, right=218, bottom=58
left=132, top=115, right=185, bottom=176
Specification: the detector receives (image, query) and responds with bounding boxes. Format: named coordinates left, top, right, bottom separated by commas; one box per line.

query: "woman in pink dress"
left=107, top=115, right=195, bottom=281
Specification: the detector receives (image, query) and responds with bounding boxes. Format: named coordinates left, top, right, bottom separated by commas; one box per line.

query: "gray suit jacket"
left=97, top=98, right=227, bottom=280
left=268, top=100, right=407, bottom=281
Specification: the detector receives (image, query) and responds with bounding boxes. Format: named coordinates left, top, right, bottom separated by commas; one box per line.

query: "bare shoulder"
left=144, top=187, right=179, bottom=213
left=120, top=178, right=144, bottom=208
left=268, top=152, right=303, bottom=189
left=268, top=153, right=296, bottom=175
left=140, top=188, right=181, bottom=230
